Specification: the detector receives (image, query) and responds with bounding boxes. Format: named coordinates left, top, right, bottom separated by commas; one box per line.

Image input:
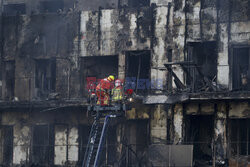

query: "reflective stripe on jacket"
left=112, top=86, right=123, bottom=101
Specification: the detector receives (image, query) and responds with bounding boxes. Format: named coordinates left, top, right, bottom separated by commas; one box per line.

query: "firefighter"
left=112, top=79, right=124, bottom=103
left=96, top=75, right=115, bottom=106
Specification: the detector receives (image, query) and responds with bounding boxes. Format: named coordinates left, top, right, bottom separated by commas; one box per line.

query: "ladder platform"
left=82, top=114, right=120, bottom=167
left=87, top=103, right=131, bottom=112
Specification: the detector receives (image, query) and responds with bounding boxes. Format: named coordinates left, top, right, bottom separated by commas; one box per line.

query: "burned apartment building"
left=0, top=0, right=249, bottom=166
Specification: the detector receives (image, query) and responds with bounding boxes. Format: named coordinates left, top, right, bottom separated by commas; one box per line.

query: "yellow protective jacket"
left=112, top=86, right=123, bottom=101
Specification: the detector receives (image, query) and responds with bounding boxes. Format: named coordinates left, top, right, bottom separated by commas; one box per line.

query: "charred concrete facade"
left=0, top=0, right=249, bottom=166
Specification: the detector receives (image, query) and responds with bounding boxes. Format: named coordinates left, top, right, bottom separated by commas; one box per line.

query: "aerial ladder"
left=82, top=81, right=133, bottom=167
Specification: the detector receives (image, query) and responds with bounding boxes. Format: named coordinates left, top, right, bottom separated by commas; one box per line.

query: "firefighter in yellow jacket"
left=112, top=79, right=123, bottom=102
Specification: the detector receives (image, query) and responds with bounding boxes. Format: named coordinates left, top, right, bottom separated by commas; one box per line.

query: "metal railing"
left=164, top=62, right=222, bottom=94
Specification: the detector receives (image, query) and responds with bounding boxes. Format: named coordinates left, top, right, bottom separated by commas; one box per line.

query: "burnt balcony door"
left=187, top=42, right=217, bottom=92
left=125, top=51, right=151, bottom=94
left=35, top=59, right=56, bottom=98
left=3, top=61, right=15, bottom=100
left=80, top=56, right=118, bottom=97
left=185, top=116, right=214, bottom=165
left=32, top=125, right=54, bottom=166
left=232, top=47, right=250, bottom=90
left=0, top=126, right=13, bottom=166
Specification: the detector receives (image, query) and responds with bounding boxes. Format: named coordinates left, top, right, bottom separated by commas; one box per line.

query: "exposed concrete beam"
left=144, top=94, right=189, bottom=104
left=118, top=52, right=126, bottom=80
left=0, top=99, right=88, bottom=110
left=173, top=104, right=183, bottom=144
left=150, top=105, right=167, bottom=144
left=214, top=102, right=227, bottom=163
left=144, top=92, right=250, bottom=104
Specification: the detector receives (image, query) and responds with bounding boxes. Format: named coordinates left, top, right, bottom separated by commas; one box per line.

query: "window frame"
left=229, top=45, right=250, bottom=91
left=229, top=119, right=250, bottom=157
left=31, top=124, right=54, bottom=165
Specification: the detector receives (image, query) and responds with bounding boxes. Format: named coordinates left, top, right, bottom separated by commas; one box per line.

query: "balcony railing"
left=164, top=61, right=223, bottom=94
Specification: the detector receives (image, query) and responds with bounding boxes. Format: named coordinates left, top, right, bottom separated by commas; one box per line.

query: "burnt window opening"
left=230, top=119, right=250, bottom=156
left=32, top=125, right=54, bottom=166
left=187, top=42, right=217, bottom=92
left=78, top=125, right=91, bottom=164
left=125, top=51, right=151, bottom=94
left=232, top=47, right=250, bottom=91
left=39, top=0, right=64, bottom=13
left=3, top=3, right=26, bottom=15
left=35, top=59, right=56, bottom=98
left=135, top=120, right=149, bottom=156
left=128, top=0, right=150, bottom=8
left=81, top=56, right=118, bottom=97
left=120, top=120, right=149, bottom=166
left=185, top=116, right=213, bottom=164
left=231, top=0, right=249, bottom=18
left=0, top=126, right=13, bottom=166
left=3, top=61, right=15, bottom=101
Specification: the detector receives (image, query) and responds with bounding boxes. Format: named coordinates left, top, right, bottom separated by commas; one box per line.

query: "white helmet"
left=115, top=79, right=123, bottom=87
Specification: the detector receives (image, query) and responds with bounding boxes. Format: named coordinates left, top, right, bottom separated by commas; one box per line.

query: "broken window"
left=39, top=0, right=64, bottom=13
left=128, top=0, right=150, bottom=8
left=3, top=3, right=26, bottom=15
left=232, top=47, right=250, bottom=90
left=186, top=42, right=217, bottom=92
left=230, top=119, right=250, bottom=156
left=81, top=56, right=118, bottom=96
left=35, top=59, right=56, bottom=98
left=125, top=51, right=151, bottom=94
left=32, top=125, right=54, bottom=166
left=185, top=116, right=213, bottom=165
left=0, top=126, right=13, bottom=166
left=2, top=61, right=15, bottom=100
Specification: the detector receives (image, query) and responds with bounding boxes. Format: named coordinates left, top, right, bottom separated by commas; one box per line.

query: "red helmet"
left=125, top=89, right=133, bottom=95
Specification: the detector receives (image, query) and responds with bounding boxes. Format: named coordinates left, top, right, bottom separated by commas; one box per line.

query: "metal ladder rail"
left=82, top=119, right=99, bottom=167
left=93, top=115, right=117, bottom=167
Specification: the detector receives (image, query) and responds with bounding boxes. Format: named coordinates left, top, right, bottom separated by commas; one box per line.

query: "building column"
left=173, top=104, right=183, bottom=144
left=214, top=102, right=227, bottom=163
left=118, top=52, right=126, bottom=80
left=150, top=105, right=167, bottom=144
left=54, top=125, right=67, bottom=165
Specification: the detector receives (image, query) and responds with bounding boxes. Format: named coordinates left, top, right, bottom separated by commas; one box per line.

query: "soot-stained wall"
left=0, top=109, right=89, bottom=166
left=1, top=14, right=80, bottom=100
left=0, top=0, right=249, bottom=166
left=1, top=0, right=249, bottom=101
